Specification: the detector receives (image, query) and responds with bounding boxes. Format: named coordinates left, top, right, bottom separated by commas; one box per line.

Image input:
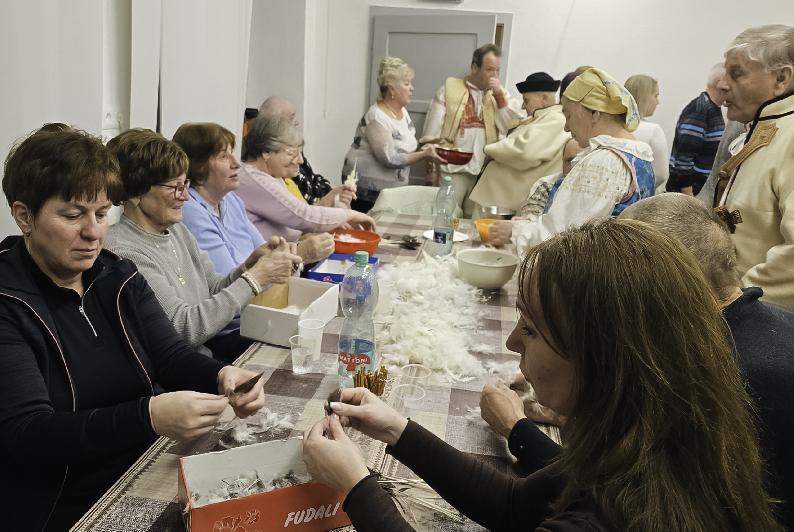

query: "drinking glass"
left=288, top=335, right=311, bottom=374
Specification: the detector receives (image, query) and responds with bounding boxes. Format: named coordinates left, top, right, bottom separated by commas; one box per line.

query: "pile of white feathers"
left=375, top=252, right=491, bottom=381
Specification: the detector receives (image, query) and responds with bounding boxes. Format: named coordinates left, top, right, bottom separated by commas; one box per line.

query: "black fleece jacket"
left=0, top=237, right=224, bottom=531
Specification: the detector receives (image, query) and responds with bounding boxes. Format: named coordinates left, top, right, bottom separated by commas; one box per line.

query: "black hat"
left=516, top=72, right=561, bottom=94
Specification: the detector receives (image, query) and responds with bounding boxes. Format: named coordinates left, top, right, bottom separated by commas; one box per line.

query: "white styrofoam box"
left=241, top=277, right=339, bottom=347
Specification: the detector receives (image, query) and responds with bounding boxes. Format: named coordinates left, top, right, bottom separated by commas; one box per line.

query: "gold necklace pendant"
left=381, top=101, right=401, bottom=119
left=170, top=240, right=187, bottom=286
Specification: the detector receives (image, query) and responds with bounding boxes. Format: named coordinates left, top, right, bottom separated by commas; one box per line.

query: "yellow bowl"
left=474, top=218, right=498, bottom=242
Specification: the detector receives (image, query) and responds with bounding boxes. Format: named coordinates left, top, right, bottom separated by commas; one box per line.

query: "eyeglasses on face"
left=279, top=147, right=301, bottom=160
left=154, top=180, right=190, bottom=199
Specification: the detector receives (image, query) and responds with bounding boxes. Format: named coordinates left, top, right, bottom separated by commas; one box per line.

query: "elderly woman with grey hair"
left=342, top=56, right=445, bottom=212
left=237, top=115, right=375, bottom=262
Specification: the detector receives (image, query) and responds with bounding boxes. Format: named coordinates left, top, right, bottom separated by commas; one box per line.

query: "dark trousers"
left=205, top=329, right=254, bottom=363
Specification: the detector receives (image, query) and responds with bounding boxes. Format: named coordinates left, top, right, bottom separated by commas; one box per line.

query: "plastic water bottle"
left=431, top=175, right=456, bottom=256
left=338, top=251, right=379, bottom=386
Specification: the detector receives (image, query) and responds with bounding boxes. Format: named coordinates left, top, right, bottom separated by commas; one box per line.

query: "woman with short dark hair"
left=0, top=128, right=265, bottom=531
left=303, top=218, right=781, bottom=531
left=105, top=129, right=301, bottom=361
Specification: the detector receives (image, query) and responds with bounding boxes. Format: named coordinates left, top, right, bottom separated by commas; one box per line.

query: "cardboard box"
left=241, top=277, right=339, bottom=347
left=306, top=253, right=379, bottom=284
left=178, top=437, right=350, bottom=532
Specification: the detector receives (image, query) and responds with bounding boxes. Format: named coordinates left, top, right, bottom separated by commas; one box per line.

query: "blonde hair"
left=377, top=57, right=414, bottom=99
left=624, top=74, right=658, bottom=118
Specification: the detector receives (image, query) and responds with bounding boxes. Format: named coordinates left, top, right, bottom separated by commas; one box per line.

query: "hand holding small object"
left=480, top=382, right=526, bottom=438
left=327, top=387, right=408, bottom=447
left=422, top=144, right=447, bottom=164
left=345, top=211, right=376, bottom=231
left=243, top=236, right=289, bottom=270
left=297, top=233, right=335, bottom=264
left=218, top=366, right=265, bottom=418
left=149, top=391, right=229, bottom=441
left=247, top=248, right=302, bottom=286
left=524, top=397, right=566, bottom=427
left=303, top=414, right=370, bottom=494
left=487, top=221, right=513, bottom=247
left=319, top=185, right=355, bottom=208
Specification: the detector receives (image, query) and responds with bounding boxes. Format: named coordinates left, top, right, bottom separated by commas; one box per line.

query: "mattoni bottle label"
left=338, top=351, right=372, bottom=372
left=338, top=338, right=375, bottom=374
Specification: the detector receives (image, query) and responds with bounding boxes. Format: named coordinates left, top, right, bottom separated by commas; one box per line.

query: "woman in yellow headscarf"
left=488, top=68, right=655, bottom=256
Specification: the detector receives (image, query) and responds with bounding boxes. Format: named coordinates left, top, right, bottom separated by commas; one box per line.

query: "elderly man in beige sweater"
left=469, top=72, right=570, bottom=214
left=712, top=24, right=794, bottom=308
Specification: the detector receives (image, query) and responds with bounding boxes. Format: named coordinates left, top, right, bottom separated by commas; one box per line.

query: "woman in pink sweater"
left=237, top=115, right=375, bottom=263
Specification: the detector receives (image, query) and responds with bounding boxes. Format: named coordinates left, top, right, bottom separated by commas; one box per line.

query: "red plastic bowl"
left=332, top=229, right=381, bottom=256
left=436, top=148, right=474, bottom=165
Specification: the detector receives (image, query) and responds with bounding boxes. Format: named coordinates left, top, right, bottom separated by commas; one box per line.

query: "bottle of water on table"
left=431, top=175, right=456, bottom=256
left=338, top=251, right=379, bottom=387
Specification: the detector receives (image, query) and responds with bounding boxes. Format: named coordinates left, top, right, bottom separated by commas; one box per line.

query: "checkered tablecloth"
left=72, top=214, right=558, bottom=532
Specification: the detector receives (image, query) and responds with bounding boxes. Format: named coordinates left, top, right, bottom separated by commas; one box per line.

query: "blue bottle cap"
left=442, top=175, right=452, bottom=184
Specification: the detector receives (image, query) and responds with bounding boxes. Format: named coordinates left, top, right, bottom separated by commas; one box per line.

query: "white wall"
left=159, top=0, right=252, bottom=146
left=102, top=0, right=131, bottom=141
left=0, top=0, right=106, bottom=237
left=129, top=0, right=161, bottom=131
left=246, top=0, right=306, bottom=120
left=299, top=0, right=794, bottom=186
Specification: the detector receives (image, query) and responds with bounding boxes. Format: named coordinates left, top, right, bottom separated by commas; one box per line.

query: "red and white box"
left=178, top=437, right=351, bottom=531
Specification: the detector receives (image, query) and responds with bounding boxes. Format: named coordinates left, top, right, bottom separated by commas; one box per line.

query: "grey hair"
left=618, top=194, right=741, bottom=290
left=706, top=63, right=725, bottom=88
left=726, top=24, right=794, bottom=71
left=242, top=114, right=303, bottom=162
left=377, top=56, right=414, bottom=98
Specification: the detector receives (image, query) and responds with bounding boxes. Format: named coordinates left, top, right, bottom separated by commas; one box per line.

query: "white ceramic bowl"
left=456, top=248, right=519, bottom=290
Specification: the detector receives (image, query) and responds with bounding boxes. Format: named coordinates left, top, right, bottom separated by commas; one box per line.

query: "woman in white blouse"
left=625, top=74, right=669, bottom=193
left=342, top=56, right=445, bottom=212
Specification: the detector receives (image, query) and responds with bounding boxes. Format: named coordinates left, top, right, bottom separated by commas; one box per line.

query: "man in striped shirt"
left=668, top=64, right=726, bottom=194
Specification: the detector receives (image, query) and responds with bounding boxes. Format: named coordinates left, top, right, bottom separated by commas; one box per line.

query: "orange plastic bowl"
left=436, top=148, right=474, bottom=166
left=474, top=218, right=498, bottom=242
left=333, top=229, right=381, bottom=255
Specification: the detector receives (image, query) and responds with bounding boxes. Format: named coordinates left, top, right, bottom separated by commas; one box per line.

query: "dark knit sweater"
left=724, top=287, right=794, bottom=530
left=342, top=421, right=609, bottom=531
left=668, top=91, right=725, bottom=194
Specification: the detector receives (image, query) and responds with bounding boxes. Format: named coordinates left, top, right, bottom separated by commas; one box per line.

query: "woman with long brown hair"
left=302, top=218, right=780, bottom=530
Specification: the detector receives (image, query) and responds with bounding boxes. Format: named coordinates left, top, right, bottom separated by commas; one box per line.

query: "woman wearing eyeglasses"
left=105, top=129, right=302, bottom=361
left=237, top=115, right=375, bottom=253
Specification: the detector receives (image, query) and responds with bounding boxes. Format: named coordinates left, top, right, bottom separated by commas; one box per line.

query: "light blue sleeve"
left=181, top=200, right=239, bottom=275
left=230, top=192, right=265, bottom=249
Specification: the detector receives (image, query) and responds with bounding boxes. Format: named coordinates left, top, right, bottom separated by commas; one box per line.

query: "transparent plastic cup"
left=401, top=364, right=431, bottom=388
left=375, top=277, right=394, bottom=318
left=288, top=335, right=311, bottom=374
left=392, top=384, right=426, bottom=418
left=298, top=318, right=325, bottom=360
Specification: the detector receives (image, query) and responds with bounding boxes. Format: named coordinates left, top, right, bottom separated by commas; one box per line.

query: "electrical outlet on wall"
left=102, top=107, right=124, bottom=131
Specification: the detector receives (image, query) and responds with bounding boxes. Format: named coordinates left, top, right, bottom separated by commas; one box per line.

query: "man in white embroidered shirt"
left=420, top=44, right=522, bottom=216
